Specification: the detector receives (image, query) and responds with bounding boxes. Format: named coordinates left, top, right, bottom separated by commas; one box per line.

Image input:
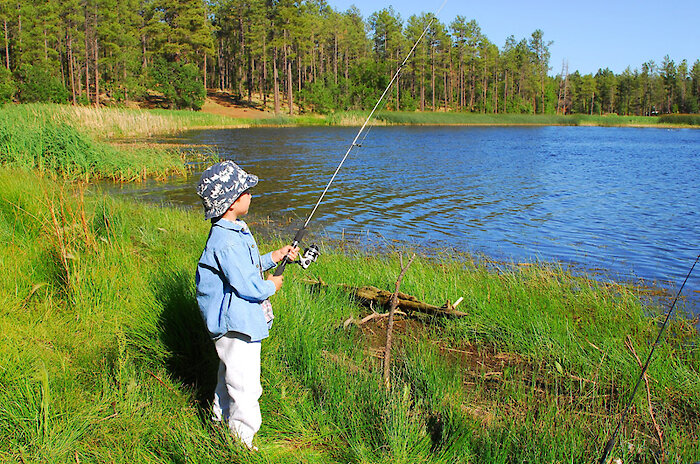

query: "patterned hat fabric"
left=196, top=161, right=259, bottom=220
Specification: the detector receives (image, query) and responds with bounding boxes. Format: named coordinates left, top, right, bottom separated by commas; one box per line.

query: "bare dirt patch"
left=201, top=90, right=274, bottom=119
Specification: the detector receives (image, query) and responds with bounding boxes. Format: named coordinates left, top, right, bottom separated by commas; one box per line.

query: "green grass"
left=657, top=114, right=700, bottom=126
left=1, top=169, right=698, bottom=463
left=4, top=104, right=697, bottom=148
left=372, top=111, right=667, bottom=127
left=0, top=104, right=191, bottom=181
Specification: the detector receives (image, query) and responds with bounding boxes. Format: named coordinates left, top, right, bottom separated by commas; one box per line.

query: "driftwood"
left=302, top=277, right=469, bottom=318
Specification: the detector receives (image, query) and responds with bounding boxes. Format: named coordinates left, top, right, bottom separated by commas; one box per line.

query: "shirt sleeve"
left=216, top=243, right=276, bottom=302
left=260, top=251, right=276, bottom=272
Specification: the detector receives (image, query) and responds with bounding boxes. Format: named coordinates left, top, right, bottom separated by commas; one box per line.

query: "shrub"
left=399, top=93, right=418, bottom=111
left=300, top=80, right=335, bottom=114
left=14, top=64, right=69, bottom=103
left=0, top=66, right=15, bottom=103
left=149, top=58, right=206, bottom=110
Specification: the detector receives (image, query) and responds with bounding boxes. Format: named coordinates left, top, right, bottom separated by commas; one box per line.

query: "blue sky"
left=326, top=0, right=700, bottom=76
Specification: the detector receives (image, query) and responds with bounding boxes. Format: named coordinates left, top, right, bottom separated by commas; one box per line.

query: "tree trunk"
left=68, top=33, right=77, bottom=104
left=344, top=49, right=349, bottom=82
left=469, top=63, right=475, bottom=110
left=431, top=47, right=435, bottom=111
left=459, top=61, right=463, bottom=110
left=247, top=46, right=253, bottom=103
left=273, top=47, right=280, bottom=115
left=238, top=19, right=244, bottom=97
left=395, top=49, right=399, bottom=111
left=319, top=42, right=324, bottom=76
left=262, top=34, right=267, bottom=107
left=85, top=7, right=90, bottom=104
left=420, top=61, right=425, bottom=111
left=443, top=70, right=447, bottom=111
left=503, top=70, right=508, bottom=113
left=287, top=46, right=293, bottom=115
left=94, top=3, right=99, bottom=107
left=448, top=57, right=454, bottom=109
left=540, top=76, right=545, bottom=114
left=204, top=53, right=209, bottom=95
left=333, top=33, right=338, bottom=85
left=218, top=39, right=223, bottom=90
left=142, top=35, right=147, bottom=71
left=3, top=19, right=9, bottom=70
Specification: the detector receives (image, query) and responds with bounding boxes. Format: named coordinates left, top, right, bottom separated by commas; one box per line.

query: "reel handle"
left=272, top=227, right=307, bottom=276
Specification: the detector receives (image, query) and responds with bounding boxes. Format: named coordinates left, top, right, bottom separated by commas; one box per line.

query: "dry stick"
left=625, top=335, right=665, bottom=461
left=383, top=252, right=416, bottom=391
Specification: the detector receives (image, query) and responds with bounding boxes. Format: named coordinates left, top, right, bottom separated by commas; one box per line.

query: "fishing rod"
left=273, top=0, right=449, bottom=276
left=598, top=253, right=699, bottom=464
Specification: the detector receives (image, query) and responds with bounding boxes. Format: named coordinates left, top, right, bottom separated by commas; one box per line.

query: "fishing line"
left=598, top=253, right=700, bottom=464
left=274, top=0, right=449, bottom=275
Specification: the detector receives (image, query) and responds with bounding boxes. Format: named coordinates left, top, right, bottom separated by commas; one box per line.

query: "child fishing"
left=195, top=160, right=298, bottom=450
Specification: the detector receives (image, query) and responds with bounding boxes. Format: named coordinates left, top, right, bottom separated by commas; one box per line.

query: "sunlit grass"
left=1, top=169, right=698, bottom=463
left=373, top=111, right=660, bottom=127
left=657, top=114, right=700, bottom=126
left=0, top=104, right=189, bottom=181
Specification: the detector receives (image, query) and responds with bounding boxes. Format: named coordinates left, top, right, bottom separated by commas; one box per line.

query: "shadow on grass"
left=154, top=268, right=219, bottom=408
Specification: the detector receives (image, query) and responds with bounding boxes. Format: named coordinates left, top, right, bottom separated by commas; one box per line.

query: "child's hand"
left=272, top=245, right=300, bottom=263
left=267, top=274, right=284, bottom=292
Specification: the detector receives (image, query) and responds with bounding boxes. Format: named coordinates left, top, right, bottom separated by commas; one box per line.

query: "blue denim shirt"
left=195, top=219, right=277, bottom=341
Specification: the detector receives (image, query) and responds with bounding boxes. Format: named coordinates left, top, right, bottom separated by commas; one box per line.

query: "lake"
left=102, top=125, right=700, bottom=312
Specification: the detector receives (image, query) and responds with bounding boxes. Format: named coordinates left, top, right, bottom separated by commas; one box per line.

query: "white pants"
left=212, top=332, right=262, bottom=448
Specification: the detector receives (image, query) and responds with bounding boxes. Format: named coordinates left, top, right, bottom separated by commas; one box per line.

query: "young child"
left=195, top=160, right=298, bottom=449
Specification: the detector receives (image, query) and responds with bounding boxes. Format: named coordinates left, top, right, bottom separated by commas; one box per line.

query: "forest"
left=1, top=0, right=699, bottom=115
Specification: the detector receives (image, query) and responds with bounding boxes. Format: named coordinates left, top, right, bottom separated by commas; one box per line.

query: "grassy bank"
left=1, top=170, right=698, bottom=463
left=372, top=111, right=664, bottom=127
left=0, top=104, right=193, bottom=181
left=3, top=105, right=698, bottom=146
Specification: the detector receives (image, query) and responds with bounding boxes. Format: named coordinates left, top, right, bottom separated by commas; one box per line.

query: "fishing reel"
left=296, top=244, right=320, bottom=269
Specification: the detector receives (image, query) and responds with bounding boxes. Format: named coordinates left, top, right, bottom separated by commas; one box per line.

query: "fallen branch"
left=302, top=277, right=468, bottom=318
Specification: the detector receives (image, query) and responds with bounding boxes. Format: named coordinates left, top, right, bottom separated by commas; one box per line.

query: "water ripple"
left=99, top=125, right=700, bottom=313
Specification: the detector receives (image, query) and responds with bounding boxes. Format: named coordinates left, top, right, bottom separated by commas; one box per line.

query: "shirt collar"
left=213, top=218, right=249, bottom=233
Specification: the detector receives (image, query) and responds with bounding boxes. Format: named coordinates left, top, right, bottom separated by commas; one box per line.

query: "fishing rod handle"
left=272, top=228, right=307, bottom=276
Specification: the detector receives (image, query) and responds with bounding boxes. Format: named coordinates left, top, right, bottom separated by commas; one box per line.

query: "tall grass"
left=657, top=114, right=700, bottom=126
left=6, top=104, right=695, bottom=147
left=0, top=104, right=188, bottom=181
left=372, top=111, right=664, bottom=127
left=1, top=169, right=698, bottom=463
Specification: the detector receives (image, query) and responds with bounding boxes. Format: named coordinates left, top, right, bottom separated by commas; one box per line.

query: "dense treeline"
left=1, top=0, right=698, bottom=115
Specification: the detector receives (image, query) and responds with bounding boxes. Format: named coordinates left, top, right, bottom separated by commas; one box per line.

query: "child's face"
left=231, top=190, right=252, bottom=217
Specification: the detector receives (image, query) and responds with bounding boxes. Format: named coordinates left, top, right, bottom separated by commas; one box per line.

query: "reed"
left=1, top=169, right=698, bottom=463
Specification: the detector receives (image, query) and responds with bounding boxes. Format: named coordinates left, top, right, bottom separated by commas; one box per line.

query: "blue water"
left=103, top=125, right=700, bottom=311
